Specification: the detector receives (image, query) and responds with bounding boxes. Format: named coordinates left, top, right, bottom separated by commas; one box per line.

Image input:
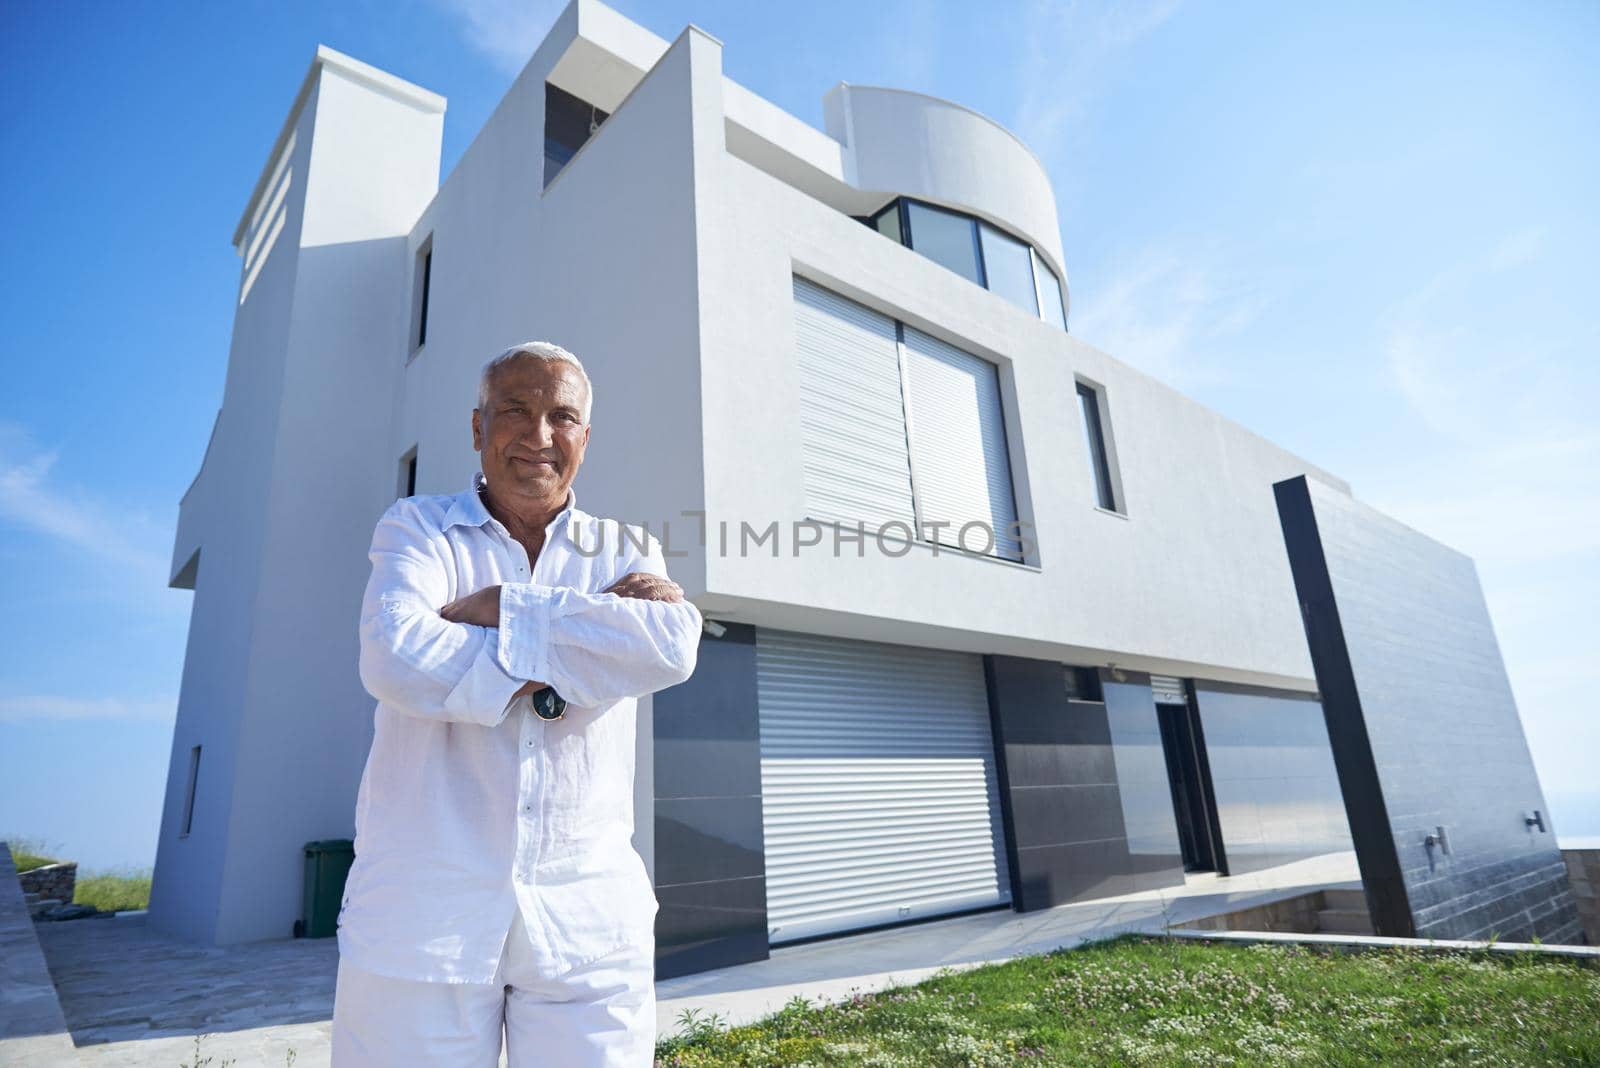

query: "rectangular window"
left=904, top=200, right=984, bottom=286
left=978, top=222, right=1039, bottom=317
left=901, top=325, right=1023, bottom=561
left=180, top=745, right=201, bottom=837
left=1033, top=249, right=1068, bottom=331
left=791, top=277, right=916, bottom=532
left=1077, top=381, right=1119, bottom=512
left=398, top=446, right=418, bottom=499
left=791, top=277, right=1024, bottom=562
left=411, top=236, right=433, bottom=352
left=544, top=83, right=610, bottom=188
left=1064, top=666, right=1104, bottom=702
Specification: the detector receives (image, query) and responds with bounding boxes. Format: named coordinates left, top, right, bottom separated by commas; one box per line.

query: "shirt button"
left=522, top=804, right=534, bottom=814
left=525, top=738, right=535, bottom=748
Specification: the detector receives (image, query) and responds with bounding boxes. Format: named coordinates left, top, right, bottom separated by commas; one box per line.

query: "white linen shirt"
left=336, top=474, right=702, bottom=984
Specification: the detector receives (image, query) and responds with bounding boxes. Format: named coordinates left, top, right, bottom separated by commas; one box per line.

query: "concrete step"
left=1322, top=888, right=1368, bottom=911
left=27, top=897, right=63, bottom=918
left=1317, top=907, right=1374, bottom=935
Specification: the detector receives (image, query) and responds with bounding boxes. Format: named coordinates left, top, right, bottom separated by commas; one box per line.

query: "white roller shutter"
left=901, top=326, right=1022, bottom=560
left=757, top=629, right=1011, bottom=943
left=791, top=277, right=916, bottom=531
left=1150, top=675, right=1187, bottom=705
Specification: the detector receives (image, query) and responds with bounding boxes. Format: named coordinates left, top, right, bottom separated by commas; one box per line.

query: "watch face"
left=532, top=687, right=567, bottom=721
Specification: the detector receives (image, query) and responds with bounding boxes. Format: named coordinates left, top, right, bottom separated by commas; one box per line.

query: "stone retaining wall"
left=17, top=862, right=76, bottom=905
left=1561, top=848, right=1599, bottom=945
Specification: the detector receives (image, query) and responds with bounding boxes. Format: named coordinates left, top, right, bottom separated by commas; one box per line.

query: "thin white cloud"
left=0, top=423, right=172, bottom=587
left=1070, top=242, right=1269, bottom=388
left=0, top=695, right=176, bottom=725
left=428, top=0, right=566, bottom=76
left=1361, top=227, right=1600, bottom=821
left=1012, top=0, right=1182, bottom=161
left=1373, top=226, right=1599, bottom=562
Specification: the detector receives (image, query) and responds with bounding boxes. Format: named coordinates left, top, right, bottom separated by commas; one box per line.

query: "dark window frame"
left=863, top=196, right=1069, bottom=332
left=180, top=744, right=202, bottom=838
left=1077, top=381, right=1119, bottom=512
left=412, top=237, right=433, bottom=352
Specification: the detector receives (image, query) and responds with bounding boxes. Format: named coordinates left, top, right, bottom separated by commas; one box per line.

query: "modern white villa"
left=150, top=0, right=1581, bottom=977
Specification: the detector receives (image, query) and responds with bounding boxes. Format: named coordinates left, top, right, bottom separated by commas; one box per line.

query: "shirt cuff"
left=442, top=630, right=525, bottom=727
left=497, top=582, right=559, bottom=682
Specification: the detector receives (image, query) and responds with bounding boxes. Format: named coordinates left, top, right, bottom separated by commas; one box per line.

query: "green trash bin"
left=297, top=839, right=354, bottom=939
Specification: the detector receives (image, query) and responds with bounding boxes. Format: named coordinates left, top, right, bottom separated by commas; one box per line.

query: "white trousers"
left=331, top=908, right=656, bottom=1067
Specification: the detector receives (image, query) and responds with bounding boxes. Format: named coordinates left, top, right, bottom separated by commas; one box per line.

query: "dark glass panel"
left=904, top=200, right=983, bottom=286
left=543, top=83, right=610, bottom=187
left=979, top=222, right=1038, bottom=316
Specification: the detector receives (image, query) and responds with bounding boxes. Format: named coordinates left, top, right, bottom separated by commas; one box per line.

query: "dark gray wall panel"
left=1276, top=476, right=1581, bottom=943
left=653, top=622, right=770, bottom=978
left=1192, top=682, right=1353, bottom=876
left=986, top=657, right=1185, bottom=911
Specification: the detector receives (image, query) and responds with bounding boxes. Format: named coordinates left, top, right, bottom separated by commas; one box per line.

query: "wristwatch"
left=530, top=685, right=567, bottom=722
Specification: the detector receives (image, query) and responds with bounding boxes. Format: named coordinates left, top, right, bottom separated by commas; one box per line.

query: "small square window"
left=1064, top=666, right=1104, bottom=702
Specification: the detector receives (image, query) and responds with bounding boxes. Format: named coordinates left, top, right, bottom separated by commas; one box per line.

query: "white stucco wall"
left=151, top=54, right=444, bottom=944
left=693, top=117, right=1344, bottom=692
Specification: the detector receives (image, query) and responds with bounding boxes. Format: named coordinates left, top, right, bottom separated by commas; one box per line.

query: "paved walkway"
left=24, top=851, right=1360, bottom=1066
left=0, top=844, right=79, bottom=1068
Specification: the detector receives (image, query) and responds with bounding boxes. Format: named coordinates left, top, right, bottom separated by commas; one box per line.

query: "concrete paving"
left=0, top=844, right=80, bottom=1068
left=20, top=850, right=1361, bottom=1066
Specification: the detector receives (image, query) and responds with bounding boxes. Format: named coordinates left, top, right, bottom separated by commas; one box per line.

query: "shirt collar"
left=444, top=472, right=578, bottom=536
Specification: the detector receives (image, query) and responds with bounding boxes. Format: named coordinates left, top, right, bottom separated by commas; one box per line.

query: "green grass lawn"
left=654, top=935, right=1600, bottom=1067
left=5, top=837, right=152, bottom=912
left=73, top=870, right=152, bottom=912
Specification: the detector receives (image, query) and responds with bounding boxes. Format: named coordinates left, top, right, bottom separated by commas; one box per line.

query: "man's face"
left=472, top=357, right=590, bottom=508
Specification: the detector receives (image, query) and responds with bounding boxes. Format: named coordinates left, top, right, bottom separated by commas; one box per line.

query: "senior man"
left=331, top=341, right=702, bottom=1066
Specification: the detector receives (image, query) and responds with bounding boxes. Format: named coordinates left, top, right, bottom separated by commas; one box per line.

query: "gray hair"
left=478, top=341, right=593, bottom=423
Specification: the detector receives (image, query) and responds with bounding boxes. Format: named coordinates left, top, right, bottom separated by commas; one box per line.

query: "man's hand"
left=442, top=575, right=681, bottom=702
left=605, top=572, right=684, bottom=603
left=440, top=584, right=501, bottom=628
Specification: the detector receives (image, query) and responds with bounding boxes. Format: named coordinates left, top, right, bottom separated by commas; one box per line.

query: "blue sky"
left=2, top=0, right=1596, bottom=871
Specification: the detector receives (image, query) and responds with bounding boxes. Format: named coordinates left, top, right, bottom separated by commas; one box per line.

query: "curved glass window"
left=979, top=223, right=1038, bottom=317
left=1033, top=250, right=1067, bottom=331
left=903, top=200, right=984, bottom=286
left=864, top=196, right=1067, bottom=331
